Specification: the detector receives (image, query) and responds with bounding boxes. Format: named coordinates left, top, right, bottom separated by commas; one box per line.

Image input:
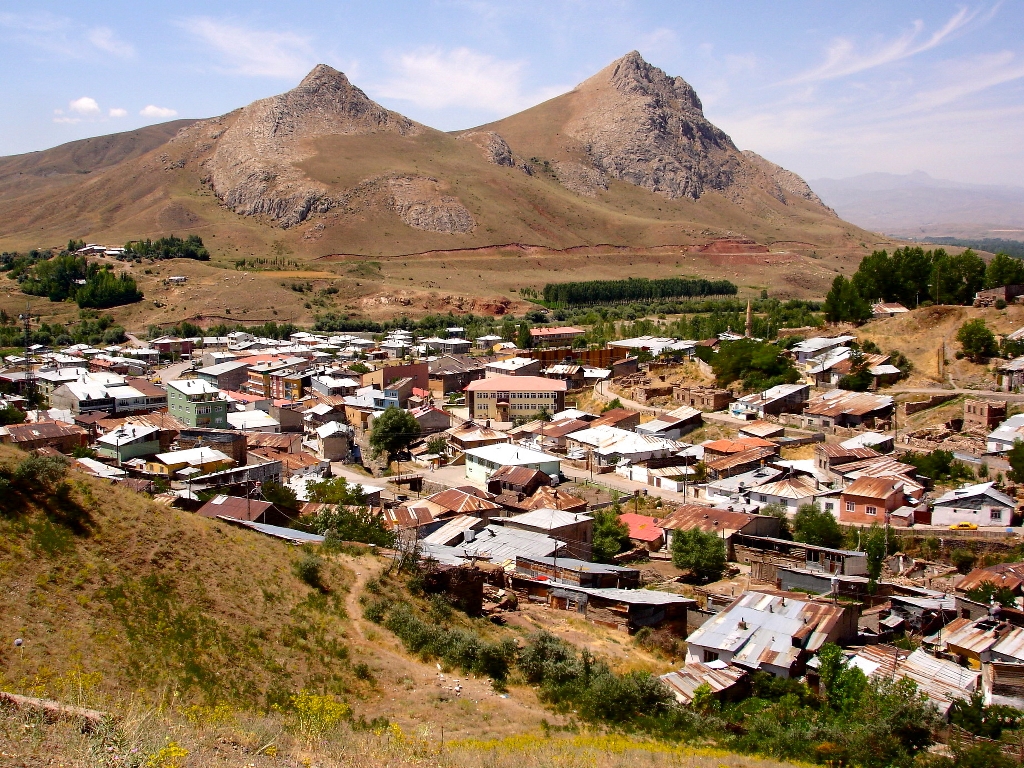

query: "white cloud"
left=87, top=27, right=135, bottom=58
left=182, top=17, right=314, bottom=78
left=109, top=107, right=128, bottom=118
left=69, top=96, right=101, bottom=115
left=376, top=47, right=567, bottom=114
left=53, top=116, right=81, bottom=124
left=789, top=7, right=976, bottom=83
left=140, top=105, right=178, bottom=118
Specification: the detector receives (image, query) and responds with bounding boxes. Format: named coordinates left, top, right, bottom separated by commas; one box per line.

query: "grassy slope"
left=0, top=444, right=359, bottom=708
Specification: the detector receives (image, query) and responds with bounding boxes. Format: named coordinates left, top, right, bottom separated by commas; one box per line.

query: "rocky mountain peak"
left=563, top=51, right=737, bottom=200
left=602, top=50, right=703, bottom=115
left=207, top=63, right=419, bottom=226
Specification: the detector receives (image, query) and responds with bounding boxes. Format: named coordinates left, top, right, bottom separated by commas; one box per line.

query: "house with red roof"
left=617, top=512, right=665, bottom=551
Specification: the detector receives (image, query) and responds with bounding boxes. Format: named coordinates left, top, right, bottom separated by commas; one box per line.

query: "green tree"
left=824, top=275, right=871, bottom=324
left=793, top=502, right=843, bottom=549
left=984, top=252, right=1024, bottom=289
left=837, top=348, right=873, bottom=391
left=76, top=269, right=143, bottom=308
left=516, top=321, right=532, bottom=349
left=308, top=505, right=396, bottom=547
left=261, top=479, right=299, bottom=513
left=710, top=338, right=799, bottom=391
left=863, top=524, right=897, bottom=582
left=0, top=403, right=26, bottom=425
left=964, top=581, right=1018, bottom=607
left=425, top=435, right=448, bottom=456
left=369, top=406, right=421, bottom=464
left=817, top=642, right=867, bottom=712
left=933, top=249, right=986, bottom=305
left=602, top=398, right=623, bottom=412
left=760, top=502, right=792, bottom=540
left=671, top=528, right=727, bottom=583
left=306, top=476, right=368, bottom=506
left=592, top=510, right=632, bottom=563
left=956, top=319, right=998, bottom=362
left=1004, top=442, right=1024, bottom=484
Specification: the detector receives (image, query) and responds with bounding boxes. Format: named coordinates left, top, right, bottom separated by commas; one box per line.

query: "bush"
left=670, top=528, right=726, bottom=583
left=950, top=548, right=977, bottom=574
left=294, top=552, right=324, bottom=590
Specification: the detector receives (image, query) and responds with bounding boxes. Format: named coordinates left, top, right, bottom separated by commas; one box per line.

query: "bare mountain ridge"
left=810, top=171, right=1024, bottom=240
left=0, top=52, right=862, bottom=261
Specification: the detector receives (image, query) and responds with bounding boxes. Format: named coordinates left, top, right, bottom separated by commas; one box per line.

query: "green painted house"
left=167, top=378, right=228, bottom=428
left=95, top=424, right=161, bottom=463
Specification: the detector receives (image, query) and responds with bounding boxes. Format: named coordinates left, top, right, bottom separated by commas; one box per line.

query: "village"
left=6, top=272, right=1024, bottom=748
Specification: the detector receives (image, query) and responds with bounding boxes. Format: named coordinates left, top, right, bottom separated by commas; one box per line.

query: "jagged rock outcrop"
left=742, top=150, right=833, bottom=211
left=551, top=161, right=608, bottom=197
left=458, top=131, right=514, bottom=167
left=387, top=175, right=475, bottom=233
left=562, top=51, right=740, bottom=200
left=458, top=130, right=533, bottom=175
left=207, top=64, right=419, bottom=227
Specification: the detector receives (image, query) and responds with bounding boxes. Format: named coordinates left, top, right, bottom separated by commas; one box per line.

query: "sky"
left=2, top=1, right=1023, bottom=185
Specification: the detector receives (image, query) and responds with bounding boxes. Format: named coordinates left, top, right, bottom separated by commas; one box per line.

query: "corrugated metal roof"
left=705, top=446, right=777, bottom=472
left=687, top=590, right=847, bottom=669
left=506, top=508, right=593, bottom=530
left=660, top=662, right=748, bottom=704
left=557, top=585, right=695, bottom=605
left=421, top=515, right=486, bottom=546
left=804, top=389, right=893, bottom=418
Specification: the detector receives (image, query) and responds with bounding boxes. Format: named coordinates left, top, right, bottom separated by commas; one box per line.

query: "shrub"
left=670, top=528, right=726, bottom=583
left=290, top=690, right=350, bottom=741
left=950, top=548, right=977, bottom=574
left=294, top=552, right=324, bottom=590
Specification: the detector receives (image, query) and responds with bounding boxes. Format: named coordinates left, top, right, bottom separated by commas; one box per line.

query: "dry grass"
left=858, top=303, right=1024, bottom=388
left=0, top=706, right=804, bottom=768
left=0, top=444, right=361, bottom=708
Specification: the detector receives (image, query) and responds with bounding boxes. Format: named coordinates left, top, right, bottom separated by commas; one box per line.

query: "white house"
left=463, top=443, right=561, bottom=484
left=932, top=483, right=1015, bottom=528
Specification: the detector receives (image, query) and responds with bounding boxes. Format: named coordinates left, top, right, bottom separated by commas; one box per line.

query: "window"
left=866, top=506, right=877, bottom=516
left=846, top=501, right=855, bottom=512
left=825, top=502, right=834, bottom=512
left=703, top=650, right=719, bottom=663
left=991, top=510, right=1003, bottom=521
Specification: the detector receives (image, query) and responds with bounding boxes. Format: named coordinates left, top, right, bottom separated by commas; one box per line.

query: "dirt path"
left=333, top=552, right=558, bottom=740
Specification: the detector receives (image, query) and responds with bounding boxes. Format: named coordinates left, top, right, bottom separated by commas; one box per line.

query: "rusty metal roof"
left=659, top=504, right=756, bottom=532
left=804, top=389, right=894, bottom=418
left=957, top=563, right=1024, bottom=594
left=706, top=446, right=777, bottom=472
left=841, top=475, right=904, bottom=501
left=660, top=662, right=748, bottom=705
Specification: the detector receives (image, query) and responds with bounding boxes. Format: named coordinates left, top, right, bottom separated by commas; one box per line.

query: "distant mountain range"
left=0, top=51, right=867, bottom=258
left=809, top=171, right=1024, bottom=241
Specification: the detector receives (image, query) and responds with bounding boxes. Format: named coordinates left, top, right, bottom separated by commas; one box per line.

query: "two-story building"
left=466, top=375, right=566, bottom=421
left=839, top=476, right=909, bottom=526
left=166, top=379, right=228, bottom=428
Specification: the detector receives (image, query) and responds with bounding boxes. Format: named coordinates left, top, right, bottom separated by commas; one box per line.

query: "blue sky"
left=2, top=1, right=1023, bottom=185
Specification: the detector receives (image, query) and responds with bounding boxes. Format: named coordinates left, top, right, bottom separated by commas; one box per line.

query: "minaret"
left=745, top=299, right=753, bottom=338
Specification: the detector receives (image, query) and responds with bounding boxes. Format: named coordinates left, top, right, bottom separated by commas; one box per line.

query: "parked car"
left=949, top=521, right=978, bottom=530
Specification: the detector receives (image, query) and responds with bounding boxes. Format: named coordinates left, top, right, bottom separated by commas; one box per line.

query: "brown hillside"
left=0, top=53, right=893, bottom=326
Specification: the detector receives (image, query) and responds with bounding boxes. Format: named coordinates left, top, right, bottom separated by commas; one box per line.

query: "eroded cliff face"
left=156, top=54, right=828, bottom=236
left=562, top=51, right=741, bottom=200
left=741, top=150, right=833, bottom=211
left=206, top=64, right=420, bottom=227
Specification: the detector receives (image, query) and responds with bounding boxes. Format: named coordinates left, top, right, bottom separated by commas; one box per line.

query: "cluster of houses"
left=4, top=319, right=1024, bottom=719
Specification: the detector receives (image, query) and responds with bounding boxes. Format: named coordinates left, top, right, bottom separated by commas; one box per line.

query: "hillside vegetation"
left=0, top=445, right=360, bottom=708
